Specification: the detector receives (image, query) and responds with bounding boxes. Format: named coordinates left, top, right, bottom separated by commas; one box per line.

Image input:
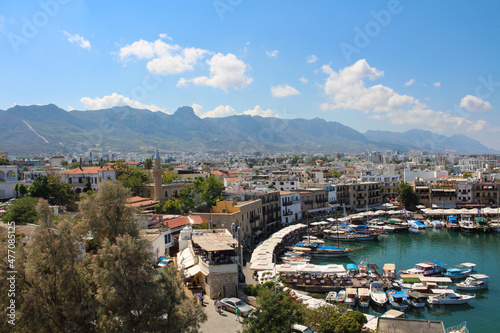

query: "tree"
left=79, top=181, right=139, bottom=245
left=303, top=305, right=366, bottom=333
left=0, top=158, right=11, bottom=165
left=61, top=160, right=69, bottom=169
left=1, top=196, right=39, bottom=224
left=144, top=158, right=153, bottom=171
left=28, top=175, right=77, bottom=206
left=28, top=175, right=51, bottom=200
left=329, top=169, right=342, bottom=178
left=397, top=182, right=419, bottom=210
left=162, top=170, right=181, bottom=184
left=14, top=183, right=28, bottom=198
left=201, top=174, right=225, bottom=207
left=268, top=183, right=277, bottom=190
left=463, top=172, right=473, bottom=179
left=163, top=198, right=181, bottom=214
left=115, top=160, right=149, bottom=196
left=242, top=287, right=303, bottom=333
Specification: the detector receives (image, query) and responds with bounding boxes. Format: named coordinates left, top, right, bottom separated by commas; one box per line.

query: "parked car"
left=220, top=298, right=254, bottom=317
left=292, top=324, right=316, bottom=333
left=157, top=258, right=173, bottom=267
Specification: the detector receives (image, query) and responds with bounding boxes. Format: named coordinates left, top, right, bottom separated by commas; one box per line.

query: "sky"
left=1, top=1, right=499, bottom=150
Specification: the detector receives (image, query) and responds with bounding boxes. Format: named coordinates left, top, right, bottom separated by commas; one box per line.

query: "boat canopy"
left=459, top=262, right=476, bottom=268
left=371, top=282, right=383, bottom=288
left=358, top=288, right=370, bottom=296
left=430, top=289, right=454, bottom=294
left=392, top=291, right=408, bottom=299
left=420, top=277, right=452, bottom=283
left=407, top=292, right=427, bottom=299
left=320, top=245, right=345, bottom=251
left=383, top=263, right=396, bottom=271
left=428, top=260, right=447, bottom=267
left=470, top=274, right=489, bottom=280
left=346, top=264, right=357, bottom=271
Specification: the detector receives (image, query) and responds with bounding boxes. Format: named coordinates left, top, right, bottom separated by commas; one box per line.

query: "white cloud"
left=307, top=55, right=318, bottom=63
left=266, top=50, right=279, bottom=57
left=243, top=105, right=279, bottom=118
left=192, top=104, right=278, bottom=118
left=189, top=53, right=253, bottom=91
left=460, top=95, right=492, bottom=113
left=320, top=59, right=494, bottom=133
left=67, top=106, right=74, bottom=111
left=271, top=84, right=300, bottom=98
left=299, top=76, right=308, bottom=84
left=80, top=93, right=164, bottom=112
left=405, top=78, right=415, bottom=86
left=433, top=81, right=441, bottom=87
left=159, top=33, right=173, bottom=40
left=62, top=31, right=91, bottom=50
left=119, top=38, right=208, bottom=75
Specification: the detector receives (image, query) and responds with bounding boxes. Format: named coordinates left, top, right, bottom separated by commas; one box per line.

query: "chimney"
left=232, top=197, right=238, bottom=206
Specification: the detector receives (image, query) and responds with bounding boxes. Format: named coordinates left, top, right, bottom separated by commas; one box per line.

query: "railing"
left=283, top=211, right=293, bottom=216
left=283, top=201, right=292, bottom=206
left=304, top=200, right=313, bottom=205
left=250, top=215, right=260, bottom=222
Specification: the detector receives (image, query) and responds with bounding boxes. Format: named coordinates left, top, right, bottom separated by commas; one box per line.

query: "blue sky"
left=1, top=1, right=499, bottom=149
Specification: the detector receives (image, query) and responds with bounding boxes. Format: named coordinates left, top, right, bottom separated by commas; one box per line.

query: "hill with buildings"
left=0, top=104, right=496, bottom=155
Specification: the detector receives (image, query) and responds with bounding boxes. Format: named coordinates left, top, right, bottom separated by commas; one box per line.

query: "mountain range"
left=0, top=104, right=496, bottom=155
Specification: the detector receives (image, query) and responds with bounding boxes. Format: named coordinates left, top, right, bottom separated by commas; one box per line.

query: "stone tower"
left=152, top=149, right=163, bottom=202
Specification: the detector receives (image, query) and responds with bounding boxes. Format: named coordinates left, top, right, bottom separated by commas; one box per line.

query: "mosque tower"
left=152, top=149, right=163, bottom=202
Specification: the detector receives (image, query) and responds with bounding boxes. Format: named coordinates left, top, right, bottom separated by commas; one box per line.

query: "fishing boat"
left=427, top=291, right=475, bottom=305
left=385, top=218, right=409, bottom=232
left=325, top=291, right=337, bottom=303
left=400, top=261, right=447, bottom=276
left=335, top=289, right=346, bottom=302
left=443, top=263, right=477, bottom=279
left=322, top=229, right=357, bottom=242
left=489, top=218, right=500, bottom=232
left=369, top=282, right=388, bottom=306
left=368, top=218, right=394, bottom=232
left=294, top=242, right=357, bottom=257
left=423, top=219, right=434, bottom=228
left=386, top=290, right=410, bottom=311
left=358, top=288, right=370, bottom=307
left=344, top=288, right=357, bottom=306
left=445, top=216, right=460, bottom=230
left=474, top=217, right=491, bottom=232
left=382, top=263, right=396, bottom=280
left=407, top=292, right=427, bottom=308
left=460, top=215, right=476, bottom=233
left=455, top=274, right=489, bottom=291
left=346, top=264, right=358, bottom=277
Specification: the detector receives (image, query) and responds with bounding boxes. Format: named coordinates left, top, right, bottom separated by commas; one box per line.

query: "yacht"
left=369, top=282, right=388, bottom=306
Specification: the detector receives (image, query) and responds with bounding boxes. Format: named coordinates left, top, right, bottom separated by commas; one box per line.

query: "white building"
left=61, top=165, right=116, bottom=193
left=139, top=227, right=174, bottom=262
left=280, top=191, right=302, bottom=224
left=0, top=165, right=21, bottom=198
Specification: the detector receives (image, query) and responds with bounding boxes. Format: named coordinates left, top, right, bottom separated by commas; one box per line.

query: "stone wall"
left=204, top=272, right=238, bottom=299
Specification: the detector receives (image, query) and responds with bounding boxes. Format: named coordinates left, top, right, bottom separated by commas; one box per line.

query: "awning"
left=177, top=247, right=196, bottom=269
left=307, top=207, right=332, bottom=213
left=185, top=265, right=201, bottom=277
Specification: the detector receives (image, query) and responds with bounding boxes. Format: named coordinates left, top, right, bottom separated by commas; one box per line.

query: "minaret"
left=152, top=149, right=163, bottom=202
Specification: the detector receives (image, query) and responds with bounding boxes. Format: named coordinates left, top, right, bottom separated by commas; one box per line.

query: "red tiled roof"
left=165, top=215, right=207, bottom=229
left=62, top=166, right=114, bottom=175
left=125, top=196, right=159, bottom=208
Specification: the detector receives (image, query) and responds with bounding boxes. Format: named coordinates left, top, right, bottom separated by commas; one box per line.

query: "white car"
left=220, top=297, right=254, bottom=317
left=157, top=258, right=173, bottom=267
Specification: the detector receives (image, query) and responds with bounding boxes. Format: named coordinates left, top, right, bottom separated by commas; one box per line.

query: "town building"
left=61, top=165, right=116, bottom=193
left=0, top=165, right=20, bottom=198
left=280, top=191, right=302, bottom=224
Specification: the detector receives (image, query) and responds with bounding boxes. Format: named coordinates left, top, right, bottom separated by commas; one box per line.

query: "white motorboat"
left=432, top=220, right=443, bottom=228
left=427, top=291, right=475, bottom=305
left=369, top=282, right=388, bottom=306
left=358, top=288, right=370, bottom=308
left=335, top=289, right=346, bottom=302
left=325, top=291, right=337, bottom=303
left=408, top=220, right=426, bottom=231
left=456, top=274, right=489, bottom=291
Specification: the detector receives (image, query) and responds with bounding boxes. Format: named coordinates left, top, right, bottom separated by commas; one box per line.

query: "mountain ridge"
left=0, top=104, right=495, bottom=155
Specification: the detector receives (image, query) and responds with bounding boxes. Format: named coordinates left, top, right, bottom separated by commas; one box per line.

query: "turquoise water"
left=311, top=229, right=500, bottom=332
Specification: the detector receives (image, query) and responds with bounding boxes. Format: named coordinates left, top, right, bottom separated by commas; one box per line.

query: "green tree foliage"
left=28, top=175, right=78, bottom=206
left=79, top=181, right=139, bottom=245
left=144, top=158, right=153, bottom=170
left=163, top=198, right=181, bottom=214
left=115, top=160, right=149, bottom=196
left=267, top=183, right=277, bottom=190
left=179, top=185, right=198, bottom=213
left=242, top=287, right=303, bottom=333
left=201, top=174, right=224, bottom=207
left=329, top=169, right=342, bottom=178
left=0, top=158, right=12, bottom=165
left=60, top=160, right=69, bottom=169
left=0, top=194, right=206, bottom=332
left=304, top=305, right=366, bottom=333
left=14, top=183, right=28, bottom=198
left=397, top=182, right=419, bottom=210
left=1, top=196, right=39, bottom=224
left=463, top=172, right=473, bottom=179
left=162, top=170, right=181, bottom=184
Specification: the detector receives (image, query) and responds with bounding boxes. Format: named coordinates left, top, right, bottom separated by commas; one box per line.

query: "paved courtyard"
left=197, top=299, right=243, bottom=333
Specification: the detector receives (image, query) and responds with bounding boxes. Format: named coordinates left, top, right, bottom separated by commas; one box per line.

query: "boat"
left=445, top=216, right=460, bottom=230
left=400, top=261, right=447, bottom=276
left=335, top=289, right=346, bottom=302
left=294, top=242, right=357, bottom=257
left=408, top=220, right=426, bottom=231
left=455, top=274, right=489, bottom=291
left=358, top=288, right=370, bottom=307
left=369, top=282, right=388, bottom=306
left=460, top=215, right=476, bottom=233
left=368, top=218, right=394, bottom=233
left=349, top=224, right=382, bottom=241
left=344, top=288, right=357, bottom=306
left=346, top=264, right=357, bottom=277
left=382, top=263, right=396, bottom=280
left=407, top=291, right=427, bottom=308
left=386, top=290, right=410, bottom=311
left=325, top=291, right=337, bottom=303
left=443, top=263, right=477, bottom=279
left=385, top=218, right=409, bottom=232
left=432, top=220, right=443, bottom=228
left=322, top=229, right=357, bottom=242
left=427, top=291, right=475, bottom=305
left=474, top=217, right=491, bottom=232
left=489, top=218, right=500, bottom=232
left=423, top=219, right=434, bottom=228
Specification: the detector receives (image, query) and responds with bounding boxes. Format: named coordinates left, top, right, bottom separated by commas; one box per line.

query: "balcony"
left=304, top=200, right=313, bottom=205
left=283, top=210, right=293, bottom=216
left=250, top=215, right=261, bottom=222
left=283, top=201, right=292, bottom=206
left=315, top=198, right=328, bottom=203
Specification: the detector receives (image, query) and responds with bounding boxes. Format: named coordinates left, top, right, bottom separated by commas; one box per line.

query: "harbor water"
left=311, top=229, right=500, bottom=332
